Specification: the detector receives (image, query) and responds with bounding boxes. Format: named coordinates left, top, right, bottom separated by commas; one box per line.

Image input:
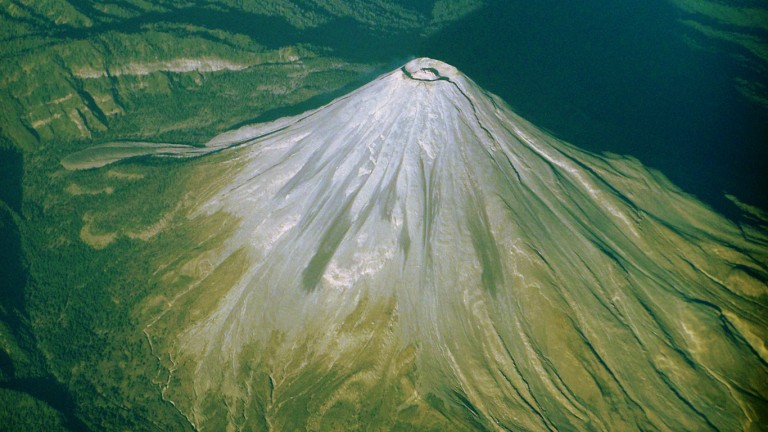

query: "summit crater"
left=402, top=57, right=460, bottom=82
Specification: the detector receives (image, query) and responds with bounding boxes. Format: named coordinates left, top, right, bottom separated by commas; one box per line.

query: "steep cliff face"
left=0, top=35, right=366, bottom=153
left=96, top=58, right=768, bottom=431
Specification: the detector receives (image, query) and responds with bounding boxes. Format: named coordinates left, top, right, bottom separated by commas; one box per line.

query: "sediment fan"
left=68, top=58, right=768, bottom=431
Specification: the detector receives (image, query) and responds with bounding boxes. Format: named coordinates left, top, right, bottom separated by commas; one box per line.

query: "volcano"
left=80, top=58, right=768, bottom=431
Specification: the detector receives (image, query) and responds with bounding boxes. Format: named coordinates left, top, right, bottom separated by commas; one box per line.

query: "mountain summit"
left=109, top=58, right=768, bottom=431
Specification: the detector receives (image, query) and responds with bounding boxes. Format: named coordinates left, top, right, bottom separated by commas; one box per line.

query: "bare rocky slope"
left=78, top=58, right=768, bottom=431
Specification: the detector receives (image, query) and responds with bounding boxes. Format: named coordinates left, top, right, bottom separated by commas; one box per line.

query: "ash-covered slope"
left=133, top=58, right=768, bottom=431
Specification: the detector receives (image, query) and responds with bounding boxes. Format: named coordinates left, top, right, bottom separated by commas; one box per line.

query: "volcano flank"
left=68, top=58, right=768, bottom=431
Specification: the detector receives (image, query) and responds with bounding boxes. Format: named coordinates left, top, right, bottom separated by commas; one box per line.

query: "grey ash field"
left=1, top=1, right=768, bottom=431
